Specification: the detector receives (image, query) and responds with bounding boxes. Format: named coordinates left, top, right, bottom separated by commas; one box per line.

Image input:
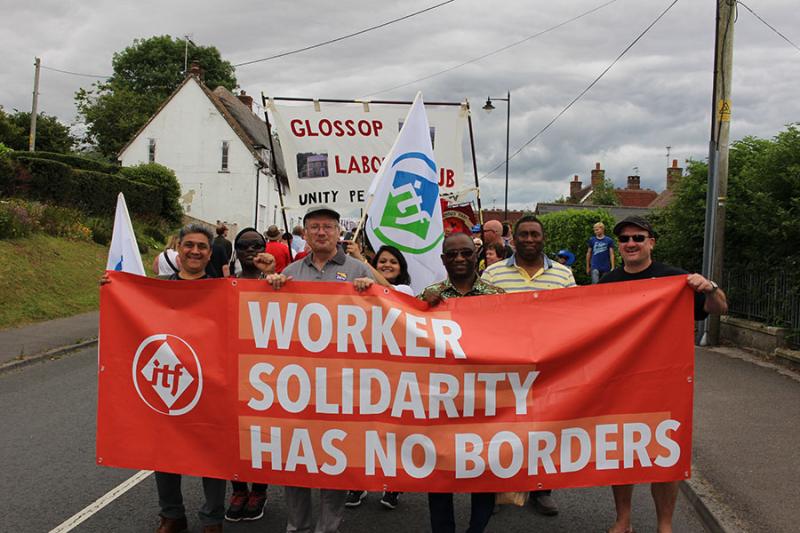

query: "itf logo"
left=132, top=334, right=203, bottom=416
left=374, top=152, right=443, bottom=254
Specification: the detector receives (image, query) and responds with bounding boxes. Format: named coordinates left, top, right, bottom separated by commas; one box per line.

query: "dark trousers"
left=155, top=471, right=226, bottom=526
left=428, top=492, right=495, bottom=533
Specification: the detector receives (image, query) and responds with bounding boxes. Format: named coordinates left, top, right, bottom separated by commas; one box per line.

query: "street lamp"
left=483, top=91, right=510, bottom=221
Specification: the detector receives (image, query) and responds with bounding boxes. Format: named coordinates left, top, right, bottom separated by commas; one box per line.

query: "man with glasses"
left=480, top=214, right=575, bottom=517
left=263, top=205, right=374, bottom=533
left=419, top=232, right=503, bottom=533
left=478, top=219, right=513, bottom=272
left=600, top=215, right=727, bottom=533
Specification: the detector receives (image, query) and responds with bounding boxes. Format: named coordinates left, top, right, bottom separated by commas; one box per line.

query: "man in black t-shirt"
left=599, top=216, right=728, bottom=533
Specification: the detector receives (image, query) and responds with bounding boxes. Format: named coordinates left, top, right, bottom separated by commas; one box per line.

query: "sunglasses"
left=443, top=248, right=475, bottom=259
left=235, top=239, right=264, bottom=251
left=618, top=234, right=649, bottom=243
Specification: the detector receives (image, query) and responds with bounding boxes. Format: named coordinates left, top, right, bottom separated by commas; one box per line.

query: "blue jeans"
left=155, top=471, right=226, bottom=526
left=428, top=492, right=495, bottom=533
left=591, top=268, right=607, bottom=284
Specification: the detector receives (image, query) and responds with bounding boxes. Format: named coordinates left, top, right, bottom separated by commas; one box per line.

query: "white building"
left=118, top=65, right=287, bottom=234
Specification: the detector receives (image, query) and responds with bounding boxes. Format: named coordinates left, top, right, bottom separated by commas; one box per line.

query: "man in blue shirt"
left=586, top=221, right=616, bottom=284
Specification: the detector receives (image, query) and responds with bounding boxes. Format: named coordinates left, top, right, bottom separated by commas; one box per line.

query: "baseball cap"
left=613, top=215, right=656, bottom=237
left=303, top=205, right=340, bottom=223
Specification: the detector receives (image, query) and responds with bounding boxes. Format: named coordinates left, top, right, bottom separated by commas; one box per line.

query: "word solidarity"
left=98, top=274, right=695, bottom=493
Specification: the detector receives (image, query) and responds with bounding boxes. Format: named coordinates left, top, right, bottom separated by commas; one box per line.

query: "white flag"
left=365, top=92, right=446, bottom=294
left=106, top=193, right=146, bottom=275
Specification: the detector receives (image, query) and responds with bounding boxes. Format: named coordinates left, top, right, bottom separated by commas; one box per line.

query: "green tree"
left=75, top=35, right=237, bottom=159
left=590, top=178, right=619, bottom=206
left=0, top=107, right=75, bottom=153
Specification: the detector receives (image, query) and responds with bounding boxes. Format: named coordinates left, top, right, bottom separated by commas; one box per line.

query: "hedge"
left=539, top=208, right=618, bottom=285
left=11, top=157, right=161, bottom=218
left=9, top=150, right=120, bottom=174
left=120, top=163, right=183, bottom=225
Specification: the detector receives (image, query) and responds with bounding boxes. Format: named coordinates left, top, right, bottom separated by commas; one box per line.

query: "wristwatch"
left=707, top=280, right=719, bottom=294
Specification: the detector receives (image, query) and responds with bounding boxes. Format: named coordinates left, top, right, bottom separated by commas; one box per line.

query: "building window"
left=221, top=141, right=230, bottom=171
left=148, top=138, right=156, bottom=163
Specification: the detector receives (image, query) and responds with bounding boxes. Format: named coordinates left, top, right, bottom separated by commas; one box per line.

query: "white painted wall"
left=119, top=78, right=279, bottom=233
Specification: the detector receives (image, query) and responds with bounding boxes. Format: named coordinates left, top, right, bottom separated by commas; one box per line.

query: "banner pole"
left=466, top=100, right=484, bottom=227
left=262, top=93, right=291, bottom=232
left=350, top=194, right=375, bottom=246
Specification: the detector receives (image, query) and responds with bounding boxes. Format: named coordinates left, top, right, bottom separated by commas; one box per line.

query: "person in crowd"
left=265, top=225, right=292, bottom=273
left=600, top=216, right=727, bottom=533
left=153, top=234, right=181, bottom=276
left=207, top=223, right=232, bottom=278
left=586, top=221, right=616, bottom=284
left=555, top=249, right=576, bottom=269
left=224, top=228, right=274, bottom=522
left=419, top=232, right=503, bottom=533
left=481, top=214, right=575, bottom=517
left=478, top=219, right=514, bottom=272
left=502, top=221, right=513, bottom=248
left=342, top=243, right=412, bottom=510
left=104, top=223, right=226, bottom=533
left=484, top=240, right=506, bottom=269
left=291, top=225, right=306, bottom=255
left=263, top=205, right=376, bottom=533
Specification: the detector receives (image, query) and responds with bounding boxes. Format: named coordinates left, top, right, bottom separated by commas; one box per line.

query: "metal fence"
left=723, top=269, right=800, bottom=349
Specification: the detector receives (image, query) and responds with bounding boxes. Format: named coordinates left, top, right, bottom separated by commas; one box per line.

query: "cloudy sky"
left=3, top=0, right=798, bottom=210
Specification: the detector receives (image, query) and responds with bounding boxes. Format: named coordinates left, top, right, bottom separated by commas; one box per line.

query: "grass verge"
left=0, top=234, right=157, bottom=329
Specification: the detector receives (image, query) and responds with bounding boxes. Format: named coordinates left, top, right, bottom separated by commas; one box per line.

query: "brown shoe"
left=156, top=515, right=188, bottom=533
left=202, top=525, right=223, bottom=533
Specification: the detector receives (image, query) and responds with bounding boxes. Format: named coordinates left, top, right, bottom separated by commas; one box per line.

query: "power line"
left=366, top=0, right=619, bottom=97
left=234, top=0, right=456, bottom=67
left=40, top=65, right=110, bottom=79
left=480, top=0, right=680, bottom=181
left=737, top=1, right=800, bottom=53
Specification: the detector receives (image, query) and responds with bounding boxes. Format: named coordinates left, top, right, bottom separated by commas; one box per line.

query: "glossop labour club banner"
left=267, top=99, right=467, bottom=211
left=97, top=273, right=695, bottom=492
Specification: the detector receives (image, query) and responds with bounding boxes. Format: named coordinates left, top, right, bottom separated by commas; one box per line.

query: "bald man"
left=478, top=220, right=514, bottom=272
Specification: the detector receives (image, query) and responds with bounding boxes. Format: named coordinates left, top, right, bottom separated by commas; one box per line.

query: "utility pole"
left=29, top=57, right=41, bottom=151
left=700, top=0, right=735, bottom=346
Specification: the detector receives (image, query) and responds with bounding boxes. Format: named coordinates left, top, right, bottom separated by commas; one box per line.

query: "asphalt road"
left=0, top=347, right=707, bottom=532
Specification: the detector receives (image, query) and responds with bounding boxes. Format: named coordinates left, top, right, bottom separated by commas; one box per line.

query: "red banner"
left=97, top=272, right=694, bottom=492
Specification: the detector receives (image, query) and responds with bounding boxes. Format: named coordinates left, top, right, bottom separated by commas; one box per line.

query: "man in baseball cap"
left=601, top=215, right=727, bottom=533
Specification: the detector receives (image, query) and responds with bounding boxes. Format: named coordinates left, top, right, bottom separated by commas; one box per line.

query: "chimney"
left=590, top=162, right=605, bottom=188
left=237, top=90, right=253, bottom=110
left=570, top=175, right=582, bottom=198
left=626, top=175, right=641, bottom=190
left=188, top=60, right=204, bottom=81
left=667, top=159, right=682, bottom=190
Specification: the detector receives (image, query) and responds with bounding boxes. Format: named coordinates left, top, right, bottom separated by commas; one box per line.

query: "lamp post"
left=483, top=91, right=510, bottom=221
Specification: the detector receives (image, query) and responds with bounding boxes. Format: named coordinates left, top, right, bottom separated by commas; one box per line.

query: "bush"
left=86, top=216, right=113, bottom=245
left=0, top=200, right=37, bottom=238
left=14, top=157, right=77, bottom=204
left=0, top=156, right=15, bottom=196
left=9, top=150, right=120, bottom=174
left=120, top=163, right=183, bottom=225
left=538, top=208, right=617, bottom=285
left=39, top=204, right=92, bottom=240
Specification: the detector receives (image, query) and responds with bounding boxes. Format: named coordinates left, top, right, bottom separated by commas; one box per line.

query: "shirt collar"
left=444, top=275, right=483, bottom=295
left=304, top=246, right=347, bottom=267
left=505, top=253, right=552, bottom=270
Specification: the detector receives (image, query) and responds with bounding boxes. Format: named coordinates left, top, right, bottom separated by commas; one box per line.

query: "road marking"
left=49, top=470, right=153, bottom=533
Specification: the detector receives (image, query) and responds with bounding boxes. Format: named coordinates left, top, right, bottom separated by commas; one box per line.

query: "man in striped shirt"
left=480, top=214, right=574, bottom=517
left=481, top=214, right=576, bottom=293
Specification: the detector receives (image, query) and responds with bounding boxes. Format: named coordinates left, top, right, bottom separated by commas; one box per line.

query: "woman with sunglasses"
left=224, top=228, right=274, bottom=522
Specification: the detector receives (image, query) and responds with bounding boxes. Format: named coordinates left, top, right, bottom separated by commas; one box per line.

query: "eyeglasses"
left=306, top=224, right=338, bottom=233
left=235, top=240, right=264, bottom=251
left=618, top=234, right=649, bottom=243
left=443, top=248, right=475, bottom=259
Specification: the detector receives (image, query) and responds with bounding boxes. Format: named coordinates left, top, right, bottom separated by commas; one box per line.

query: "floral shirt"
left=419, top=276, right=505, bottom=300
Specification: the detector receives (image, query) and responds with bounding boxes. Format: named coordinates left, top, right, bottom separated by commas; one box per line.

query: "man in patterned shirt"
left=419, top=232, right=502, bottom=533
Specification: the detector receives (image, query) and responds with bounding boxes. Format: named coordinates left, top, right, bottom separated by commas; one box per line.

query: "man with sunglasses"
left=419, top=232, right=503, bottom=533
left=480, top=214, right=575, bottom=517
left=599, top=215, right=727, bottom=533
